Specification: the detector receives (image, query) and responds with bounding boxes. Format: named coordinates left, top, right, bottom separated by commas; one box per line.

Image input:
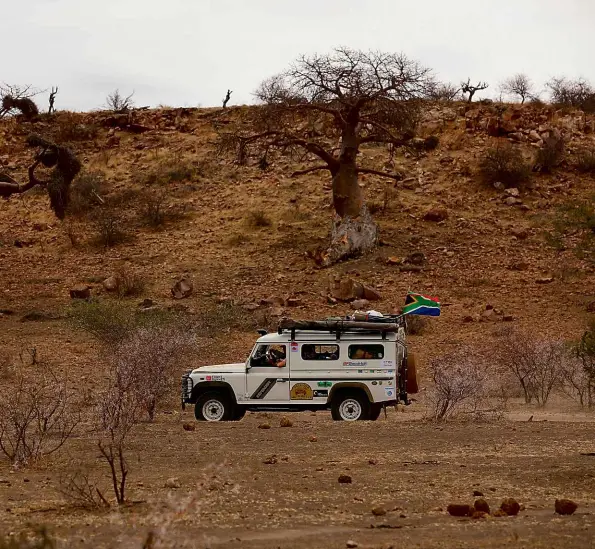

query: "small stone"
left=504, top=196, right=518, bottom=206
left=505, top=187, right=520, bottom=197
left=473, top=490, right=484, bottom=497
left=372, top=506, right=387, bottom=516
left=447, top=504, right=473, bottom=517
left=368, top=459, right=378, bottom=465
left=165, top=478, right=180, bottom=489
left=474, top=498, right=490, bottom=514
left=462, top=315, right=475, bottom=323
left=404, top=252, right=426, bottom=266
left=346, top=541, right=358, bottom=549
left=263, top=455, right=278, bottom=465
left=536, top=276, right=554, bottom=284
left=555, top=499, right=578, bottom=515
left=423, top=207, right=449, bottom=222
left=509, top=261, right=529, bottom=271
left=69, top=284, right=90, bottom=300
left=503, top=315, right=515, bottom=322
left=492, top=509, right=508, bottom=517
left=258, top=423, right=271, bottom=430
left=182, top=423, right=196, bottom=432
left=500, top=498, right=520, bottom=516
left=471, top=511, right=490, bottom=520
left=386, top=256, right=402, bottom=266
left=280, top=416, right=293, bottom=428
left=338, top=474, right=352, bottom=484
left=511, top=228, right=529, bottom=240
left=171, top=278, right=193, bottom=299
left=309, top=435, right=318, bottom=442
left=493, top=181, right=505, bottom=190
left=102, top=276, right=118, bottom=292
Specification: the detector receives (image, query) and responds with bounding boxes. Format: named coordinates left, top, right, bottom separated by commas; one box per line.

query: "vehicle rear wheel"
left=195, top=392, right=233, bottom=422
left=232, top=407, right=246, bottom=421
left=370, top=403, right=382, bottom=421
left=406, top=353, right=419, bottom=394
left=331, top=391, right=371, bottom=421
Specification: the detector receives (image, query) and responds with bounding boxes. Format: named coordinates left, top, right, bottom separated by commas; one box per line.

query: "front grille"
left=181, top=373, right=193, bottom=402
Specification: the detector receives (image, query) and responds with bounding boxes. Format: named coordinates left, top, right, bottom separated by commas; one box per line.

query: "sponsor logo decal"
left=343, top=361, right=367, bottom=367
left=206, top=375, right=212, bottom=381
left=291, top=383, right=313, bottom=400
left=382, top=360, right=395, bottom=368
left=291, top=342, right=299, bottom=353
left=251, top=378, right=277, bottom=399
left=313, top=390, right=328, bottom=398
left=384, top=387, right=395, bottom=398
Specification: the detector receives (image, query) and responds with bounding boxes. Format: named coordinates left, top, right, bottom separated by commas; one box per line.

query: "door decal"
left=291, top=383, right=313, bottom=400
left=251, top=378, right=277, bottom=399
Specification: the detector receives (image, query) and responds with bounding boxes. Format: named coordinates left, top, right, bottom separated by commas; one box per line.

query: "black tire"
left=195, top=391, right=233, bottom=422
left=331, top=391, right=371, bottom=421
left=232, top=407, right=246, bottom=421
left=370, top=403, right=382, bottom=421
left=406, top=353, right=419, bottom=394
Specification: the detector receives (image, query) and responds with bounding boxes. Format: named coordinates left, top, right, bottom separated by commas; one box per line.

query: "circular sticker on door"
left=291, top=383, right=313, bottom=400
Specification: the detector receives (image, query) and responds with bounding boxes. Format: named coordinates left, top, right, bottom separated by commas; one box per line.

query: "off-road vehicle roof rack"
left=278, top=315, right=405, bottom=341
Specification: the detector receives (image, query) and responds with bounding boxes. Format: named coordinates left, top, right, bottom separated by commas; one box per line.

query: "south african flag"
left=402, top=292, right=441, bottom=316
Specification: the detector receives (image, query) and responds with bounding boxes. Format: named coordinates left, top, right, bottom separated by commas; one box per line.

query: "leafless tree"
left=219, top=48, right=433, bottom=264
left=0, top=84, right=41, bottom=119
left=0, top=363, right=80, bottom=466
left=501, top=74, right=534, bottom=104
left=105, top=89, right=135, bottom=113
left=59, top=466, right=110, bottom=509
left=427, top=81, right=461, bottom=101
left=48, top=86, right=58, bottom=114
left=109, top=325, right=196, bottom=421
left=461, top=78, right=489, bottom=103
left=546, top=77, right=595, bottom=112
left=222, top=89, right=232, bottom=108
left=96, top=386, right=140, bottom=504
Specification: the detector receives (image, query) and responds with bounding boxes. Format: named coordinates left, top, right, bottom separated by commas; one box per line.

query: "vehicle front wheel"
left=195, top=392, right=233, bottom=422
left=331, top=392, right=371, bottom=421
left=370, top=403, right=382, bottom=421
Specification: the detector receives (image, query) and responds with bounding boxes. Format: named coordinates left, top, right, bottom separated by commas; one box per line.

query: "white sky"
left=3, top=0, right=594, bottom=111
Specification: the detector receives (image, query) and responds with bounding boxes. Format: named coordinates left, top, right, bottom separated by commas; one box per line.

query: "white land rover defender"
left=181, top=314, right=418, bottom=422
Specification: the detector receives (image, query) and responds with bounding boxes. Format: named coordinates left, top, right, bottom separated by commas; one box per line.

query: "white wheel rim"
left=202, top=399, right=225, bottom=421
left=339, top=399, right=362, bottom=421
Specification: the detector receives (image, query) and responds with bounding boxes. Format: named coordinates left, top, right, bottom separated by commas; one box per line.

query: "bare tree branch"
left=291, top=165, right=332, bottom=177
left=356, top=168, right=403, bottom=180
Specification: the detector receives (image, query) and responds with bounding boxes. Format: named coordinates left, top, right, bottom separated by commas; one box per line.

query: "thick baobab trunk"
left=318, top=121, right=377, bottom=265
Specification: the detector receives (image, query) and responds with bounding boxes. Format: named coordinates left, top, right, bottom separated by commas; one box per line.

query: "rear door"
left=245, top=343, right=290, bottom=402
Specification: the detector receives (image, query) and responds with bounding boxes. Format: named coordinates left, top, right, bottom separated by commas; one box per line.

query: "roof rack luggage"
left=278, top=316, right=404, bottom=340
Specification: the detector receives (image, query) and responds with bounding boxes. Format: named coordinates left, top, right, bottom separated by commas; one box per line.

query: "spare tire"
left=406, top=353, right=419, bottom=394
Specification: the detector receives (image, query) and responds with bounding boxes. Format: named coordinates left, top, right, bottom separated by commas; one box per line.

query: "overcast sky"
left=3, top=0, right=594, bottom=111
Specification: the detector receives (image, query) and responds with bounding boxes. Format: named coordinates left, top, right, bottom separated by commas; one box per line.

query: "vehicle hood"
left=191, top=363, right=245, bottom=374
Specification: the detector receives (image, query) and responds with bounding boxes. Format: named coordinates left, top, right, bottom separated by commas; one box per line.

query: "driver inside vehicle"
left=268, top=346, right=286, bottom=368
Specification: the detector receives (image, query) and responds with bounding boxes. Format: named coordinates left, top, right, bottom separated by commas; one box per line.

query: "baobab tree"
left=461, top=78, right=489, bottom=103
left=219, top=48, right=434, bottom=264
left=501, top=74, right=534, bottom=104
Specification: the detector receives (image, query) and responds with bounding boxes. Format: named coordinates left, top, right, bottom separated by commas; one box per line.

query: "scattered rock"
left=351, top=299, right=370, bottom=310
left=182, top=423, right=196, bottom=432
left=536, top=276, right=554, bottom=284
left=280, top=417, right=293, bottom=428
left=587, top=301, right=595, bottom=314
left=399, top=265, right=423, bottom=273
left=171, top=278, right=193, bottom=299
left=555, top=499, right=578, bottom=515
left=386, top=256, right=402, bottom=266
left=263, top=455, right=278, bottom=465
left=500, top=498, right=520, bottom=516
left=371, top=506, right=387, bottom=516
left=492, top=509, right=509, bottom=518
left=473, top=490, right=484, bottom=497
left=504, top=196, right=519, bottom=206
left=462, top=315, right=475, bottom=323
left=368, top=459, right=378, bottom=465
left=257, top=423, right=271, bottom=430
left=447, top=504, right=473, bottom=517
left=362, top=285, right=382, bottom=301
left=471, top=511, right=490, bottom=520
left=338, top=474, right=352, bottom=484
left=493, top=181, right=505, bottom=190
left=69, top=284, right=90, bottom=300
left=139, top=298, right=156, bottom=310
left=309, top=435, right=318, bottom=443
left=346, top=541, right=358, bottom=549
left=503, top=315, right=515, bottom=322
left=165, top=478, right=180, bottom=489
left=284, top=297, right=302, bottom=307
left=405, top=252, right=426, bottom=266
left=505, top=187, right=520, bottom=197
left=509, top=261, right=529, bottom=271
left=510, top=228, right=529, bottom=240
left=474, top=499, right=491, bottom=514
left=423, top=207, right=449, bottom=222
left=102, top=276, right=118, bottom=292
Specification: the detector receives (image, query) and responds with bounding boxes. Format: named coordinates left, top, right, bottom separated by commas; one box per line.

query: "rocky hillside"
left=0, top=102, right=594, bottom=369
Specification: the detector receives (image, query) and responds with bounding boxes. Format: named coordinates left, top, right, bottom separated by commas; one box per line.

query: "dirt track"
left=1, top=409, right=594, bottom=549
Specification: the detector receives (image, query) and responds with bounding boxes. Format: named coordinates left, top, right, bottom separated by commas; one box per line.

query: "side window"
left=302, top=344, right=340, bottom=361
left=251, top=344, right=287, bottom=367
left=348, top=345, right=384, bottom=360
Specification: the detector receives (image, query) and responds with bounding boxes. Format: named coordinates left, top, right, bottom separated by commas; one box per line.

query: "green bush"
left=479, top=144, right=531, bottom=188
left=68, top=172, right=105, bottom=215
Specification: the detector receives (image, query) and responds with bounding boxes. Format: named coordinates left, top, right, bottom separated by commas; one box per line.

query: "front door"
left=246, top=344, right=290, bottom=402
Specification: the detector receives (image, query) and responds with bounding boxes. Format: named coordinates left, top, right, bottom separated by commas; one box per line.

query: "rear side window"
left=348, top=345, right=384, bottom=360
left=302, top=344, right=340, bottom=361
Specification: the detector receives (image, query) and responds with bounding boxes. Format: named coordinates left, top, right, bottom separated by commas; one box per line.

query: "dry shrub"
left=426, top=350, right=501, bottom=420
left=405, top=316, right=428, bottom=336
left=0, top=363, right=80, bottom=466
left=105, top=89, right=134, bottom=113
left=55, top=112, right=99, bottom=142
left=142, top=160, right=197, bottom=186
left=494, top=327, right=566, bottom=406
left=548, top=196, right=595, bottom=263
left=113, top=267, right=146, bottom=298
left=0, top=527, right=55, bottom=549
left=245, top=210, right=272, bottom=228
left=479, top=144, right=531, bottom=188
left=68, top=172, right=105, bottom=216
left=576, top=148, right=595, bottom=173
left=92, top=207, right=127, bottom=247
left=109, top=325, right=196, bottom=421
left=59, top=466, right=110, bottom=509
left=535, top=135, right=565, bottom=173
left=139, top=192, right=187, bottom=228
